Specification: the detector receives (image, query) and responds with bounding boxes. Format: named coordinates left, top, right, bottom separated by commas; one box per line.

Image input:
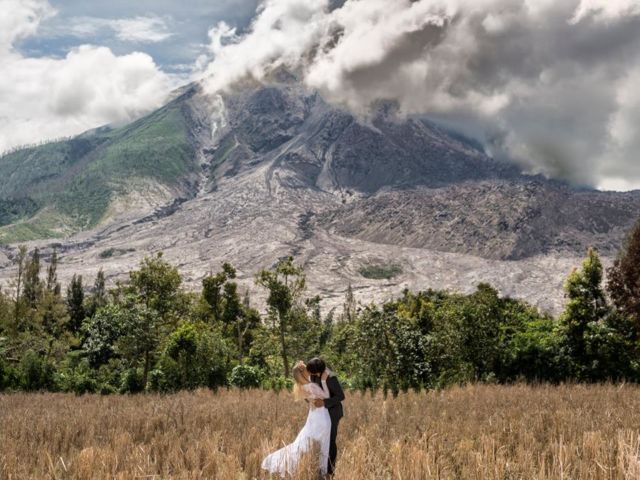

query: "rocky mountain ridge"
left=0, top=82, right=638, bottom=314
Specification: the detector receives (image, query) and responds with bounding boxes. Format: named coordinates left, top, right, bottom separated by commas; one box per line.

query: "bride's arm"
left=305, top=382, right=330, bottom=399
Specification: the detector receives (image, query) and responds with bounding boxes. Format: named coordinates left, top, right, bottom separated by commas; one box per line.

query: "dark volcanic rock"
left=318, top=181, right=640, bottom=260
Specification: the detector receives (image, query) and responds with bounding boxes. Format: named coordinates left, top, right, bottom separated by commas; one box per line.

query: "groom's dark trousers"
left=313, top=374, right=345, bottom=475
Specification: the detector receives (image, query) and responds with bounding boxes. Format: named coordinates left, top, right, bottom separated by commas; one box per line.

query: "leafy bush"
left=496, top=317, right=568, bottom=383
left=0, top=357, right=6, bottom=390
left=56, top=352, right=125, bottom=395
left=0, top=197, right=39, bottom=227
left=229, top=364, right=263, bottom=388
left=148, top=369, right=164, bottom=392
left=55, top=354, right=104, bottom=395
left=262, top=376, right=293, bottom=392
left=359, top=263, right=403, bottom=280
left=582, top=312, right=640, bottom=382
left=83, top=305, right=128, bottom=368
left=70, top=372, right=98, bottom=395
left=98, top=248, right=135, bottom=259
left=98, top=383, right=117, bottom=395
left=19, top=350, right=55, bottom=391
left=1, top=363, right=20, bottom=391
left=154, top=322, right=231, bottom=392
left=120, top=368, right=145, bottom=394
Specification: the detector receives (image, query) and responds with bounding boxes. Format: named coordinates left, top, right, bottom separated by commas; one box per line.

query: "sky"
left=0, top=0, right=257, bottom=155
left=20, top=0, right=259, bottom=75
left=1, top=0, right=640, bottom=191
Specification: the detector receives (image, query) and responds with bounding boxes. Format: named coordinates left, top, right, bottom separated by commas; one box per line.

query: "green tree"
left=66, top=275, right=85, bottom=334
left=45, top=248, right=61, bottom=297
left=323, top=310, right=357, bottom=380
left=155, top=321, right=230, bottom=391
left=425, top=293, right=479, bottom=386
left=86, top=269, right=107, bottom=318
left=560, top=248, right=609, bottom=377
left=0, top=288, right=12, bottom=336
left=349, top=304, right=430, bottom=395
left=608, top=220, right=640, bottom=333
left=23, top=248, right=42, bottom=309
left=11, top=245, right=28, bottom=331
left=222, top=283, right=260, bottom=362
left=117, top=298, right=161, bottom=389
left=201, top=264, right=259, bottom=362
left=255, top=257, right=305, bottom=376
left=129, top=253, right=182, bottom=320
left=37, top=288, right=69, bottom=350
left=83, top=304, right=127, bottom=368
left=239, top=290, right=261, bottom=360
left=228, top=364, right=263, bottom=388
left=319, top=307, right=335, bottom=349
left=38, top=250, right=68, bottom=344
left=117, top=254, right=185, bottom=388
left=342, top=284, right=357, bottom=323
left=285, top=299, right=323, bottom=368
left=19, top=349, right=54, bottom=391
left=202, top=262, right=236, bottom=321
left=495, top=301, right=565, bottom=382
left=460, top=283, right=504, bottom=379
left=583, top=310, right=640, bottom=381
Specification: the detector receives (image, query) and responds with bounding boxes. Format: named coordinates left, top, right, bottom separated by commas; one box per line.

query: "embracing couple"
left=262, top=357, right=345, bottom=478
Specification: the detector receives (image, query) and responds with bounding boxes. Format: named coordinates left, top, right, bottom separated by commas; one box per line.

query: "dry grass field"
left=2, top=384, right=640, bottom=479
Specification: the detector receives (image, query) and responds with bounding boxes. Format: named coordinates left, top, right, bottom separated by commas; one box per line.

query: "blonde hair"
left=292, top=361, right=309, bottom=401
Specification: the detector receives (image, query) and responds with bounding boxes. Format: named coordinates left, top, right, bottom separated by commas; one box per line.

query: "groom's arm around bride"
left=321, top=372, right=345, bottom=413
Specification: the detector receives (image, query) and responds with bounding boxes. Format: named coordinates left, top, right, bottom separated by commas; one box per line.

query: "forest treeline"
left=1, top=220, right=640, bottom=396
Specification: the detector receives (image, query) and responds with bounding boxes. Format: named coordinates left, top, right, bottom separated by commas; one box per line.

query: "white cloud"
left=0, top=0, right=175, bottom=153
left=598, top=66, right=640, bottom=186
left=110, top=16, right=173, bottom=43
left=65, top=15, right=174, bottom=44
left=0, top=0, right=55, bottom=53
left=198, top=0, right=640, bottom=190
left=198, top=0, right=331, bottom=93
left=571, top=0, right=640, bottom=22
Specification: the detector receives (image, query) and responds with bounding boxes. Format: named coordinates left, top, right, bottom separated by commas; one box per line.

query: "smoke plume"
left=199, top=0, right=640, bottom=190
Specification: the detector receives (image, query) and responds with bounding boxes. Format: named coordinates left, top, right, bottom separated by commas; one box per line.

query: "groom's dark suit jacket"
left=313, top=373, right=345, bottom=422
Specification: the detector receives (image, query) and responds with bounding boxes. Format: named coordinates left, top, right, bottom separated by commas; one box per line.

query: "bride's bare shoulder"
left=303, top=382, right=321, bottom=395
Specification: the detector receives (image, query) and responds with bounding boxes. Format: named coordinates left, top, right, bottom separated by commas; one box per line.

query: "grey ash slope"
left=319, top=182, right=640, bottom=261
left=0, top=82, right=639, bottom=314
left=206, top=83, right=640, bottom=261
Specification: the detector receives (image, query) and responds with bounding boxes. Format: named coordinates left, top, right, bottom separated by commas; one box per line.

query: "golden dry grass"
left=2, top=384, right=640, bottom=479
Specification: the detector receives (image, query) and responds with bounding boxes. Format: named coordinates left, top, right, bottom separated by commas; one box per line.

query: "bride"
left=261, top=360, right=331, bottom=477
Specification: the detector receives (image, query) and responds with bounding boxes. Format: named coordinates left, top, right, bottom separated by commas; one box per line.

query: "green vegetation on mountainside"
left=0, top=93, right=197, bottom=243
left=0, top=198, right=39, bottom=227
left=359, top=262, right=403, bottom=280
left=0, top=209, right=74, bottom=244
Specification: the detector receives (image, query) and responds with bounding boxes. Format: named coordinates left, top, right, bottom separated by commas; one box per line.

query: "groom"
left=307, top=357, right=345, bottom=477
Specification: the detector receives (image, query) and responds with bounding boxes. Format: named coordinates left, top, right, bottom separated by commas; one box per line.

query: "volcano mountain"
left=0, top=81, right=638, bottom=314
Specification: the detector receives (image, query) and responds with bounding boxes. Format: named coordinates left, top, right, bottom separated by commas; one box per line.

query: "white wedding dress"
left=262, top=380, right=331, bottom=477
